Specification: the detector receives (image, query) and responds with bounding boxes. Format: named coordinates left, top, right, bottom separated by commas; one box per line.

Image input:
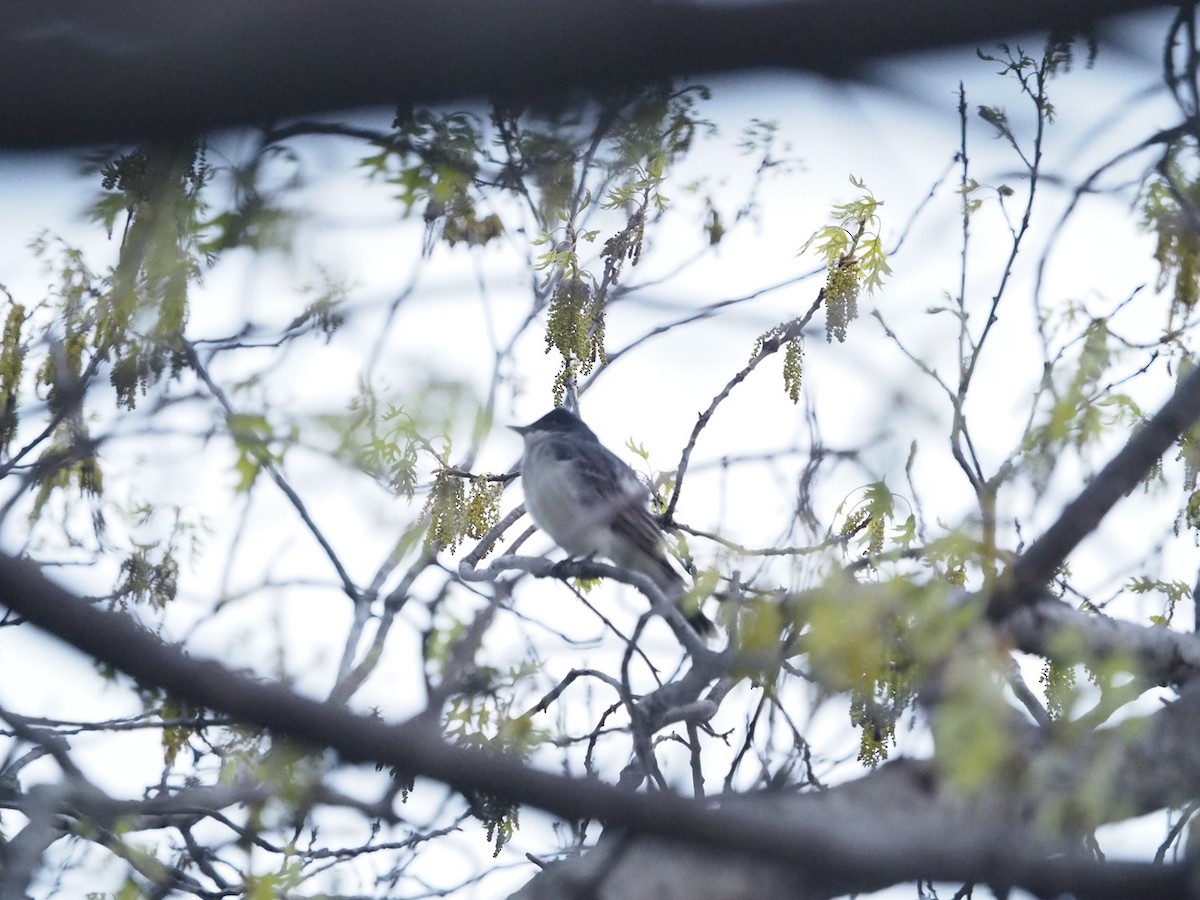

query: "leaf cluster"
left=799, top=175, right=891, bottom=343
left=1141, top=145, right=1200, bottom=320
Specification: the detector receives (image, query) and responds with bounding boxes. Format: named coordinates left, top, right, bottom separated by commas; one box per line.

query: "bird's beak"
left=509, top=424, right=528, bottom=435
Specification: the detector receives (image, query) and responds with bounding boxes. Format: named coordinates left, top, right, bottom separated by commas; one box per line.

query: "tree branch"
left=0, top=551, right=1195, bottom=898
left=0, top=0, right=1170, bottom=148
left=992, top=360, right=1200, bottom=617
left=1005, top=594, right=1200, bottom=688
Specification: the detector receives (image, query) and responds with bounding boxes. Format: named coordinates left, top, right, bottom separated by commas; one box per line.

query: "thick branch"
left=992, top=361, right=1200, bottom=617
left=1005, top=594, right=1200, bottom=688
left=1, top=0, right=1169, bottom=148
left=512, top=757, right=1192, bottom=900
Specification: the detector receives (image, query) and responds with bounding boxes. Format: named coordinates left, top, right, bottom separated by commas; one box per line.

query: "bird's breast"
left=522, top=454, right=613, bottom=557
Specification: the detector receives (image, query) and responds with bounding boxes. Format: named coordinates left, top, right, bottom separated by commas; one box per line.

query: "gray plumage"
left=512, top=407, right=713, bottom=636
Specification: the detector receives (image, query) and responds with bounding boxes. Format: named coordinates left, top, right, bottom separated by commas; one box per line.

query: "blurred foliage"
left=804, top=577, right=976, bottom=767
left=91, top=146, right=209, bottom=408
left=0, top=299, right=26, bottom=455
left=428, top=617, right=547, bottom=855
left=1141, top=144, right=1200, bottom=321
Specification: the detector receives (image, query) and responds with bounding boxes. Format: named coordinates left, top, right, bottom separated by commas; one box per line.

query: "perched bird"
left=511, top=407, right=714, bottom=636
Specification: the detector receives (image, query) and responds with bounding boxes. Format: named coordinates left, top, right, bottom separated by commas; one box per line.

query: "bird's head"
left=510, top=407, right=594, bottom=440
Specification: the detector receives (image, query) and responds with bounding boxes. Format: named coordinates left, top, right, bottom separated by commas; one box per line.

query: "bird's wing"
left=571, top=438, right=700, bottom=628
left=574, top=444, right=668, bottom=557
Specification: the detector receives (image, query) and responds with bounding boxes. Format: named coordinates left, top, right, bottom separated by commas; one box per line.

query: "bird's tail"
left=683, top=606, right=716, bottom=637
left=650, top=556, right=715, bottom=637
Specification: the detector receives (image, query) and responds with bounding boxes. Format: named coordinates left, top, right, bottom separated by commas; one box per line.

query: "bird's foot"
left=550, top=554, right=598, bottom=581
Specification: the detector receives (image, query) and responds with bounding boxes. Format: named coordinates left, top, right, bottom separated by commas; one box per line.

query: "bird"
left=511, top=407, right=714, bottom=636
